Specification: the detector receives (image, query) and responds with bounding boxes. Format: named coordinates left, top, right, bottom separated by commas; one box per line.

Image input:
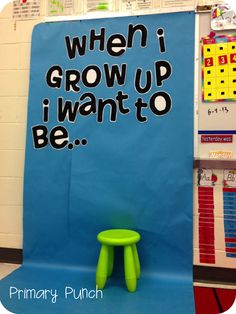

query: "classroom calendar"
left=202, top=34, right=236, bottom=102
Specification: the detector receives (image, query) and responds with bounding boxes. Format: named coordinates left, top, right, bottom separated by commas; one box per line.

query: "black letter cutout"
left=50, top=126, right=69, bottom=149
left=32, top=125, right=48, bottom=149
left=155, top=61, right=172, bottom=87
left=46, top=66, right=62, bottom=88
left=149, top=92, right=172, bottom=116
left=107, top=34, right=126, bottom=57
left=135, top=98, right=148, bottom=122
left=58, top=98, right=80, bottom=122
left=127, top=24, right=147, bottom=48
left=90, top=28, right=105, bottom=51
left=135, top=69, right=152, bottom=94
left=65, top=35, right=87, bottom=58
left=104, top=64, right=127, bottom=87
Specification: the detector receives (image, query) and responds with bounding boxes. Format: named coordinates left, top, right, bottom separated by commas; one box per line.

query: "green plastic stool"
left=96, top=229, right=141, bottom=292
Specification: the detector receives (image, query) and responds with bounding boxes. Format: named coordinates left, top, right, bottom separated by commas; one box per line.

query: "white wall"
left=0, top=3, right=40, bottom=248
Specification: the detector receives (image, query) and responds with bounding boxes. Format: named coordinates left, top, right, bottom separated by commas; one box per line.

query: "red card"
left=204, top=57, right=214, bottom=67
left=230, top=53, right=236, bottom=63
left=218, top=55, right=228, bottom=65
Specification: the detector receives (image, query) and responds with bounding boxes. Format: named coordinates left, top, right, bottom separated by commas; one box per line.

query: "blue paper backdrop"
left=0, top=12, right=195, bottom=314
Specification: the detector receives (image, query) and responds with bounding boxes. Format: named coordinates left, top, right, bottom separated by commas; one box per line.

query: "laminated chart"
left=47, top=0, right=74, bottom=16
left=13, top=0, right=40, bottom=19
left=202, top=34, right=236, bottom=102
left=198, top=186, right=216, bottom=264
left=86, top=0, right=113, bottom=11
left=223, top=187, right=236, bottom=258
left=161, top=0, right=194, bottom=8
left=119, top=0, right=155, bottom=11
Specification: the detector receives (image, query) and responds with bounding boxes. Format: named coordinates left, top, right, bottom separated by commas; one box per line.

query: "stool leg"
left=132, top=244, right=140, bottom=279
left=124, top=245, right=137, bottom=292
left=108, top=246, right=114, bottom=277
left=96, top=245, right=109, bottom=289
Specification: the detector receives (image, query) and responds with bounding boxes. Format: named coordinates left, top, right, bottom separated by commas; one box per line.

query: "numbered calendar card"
left=202, top=34, right=236, bottom=102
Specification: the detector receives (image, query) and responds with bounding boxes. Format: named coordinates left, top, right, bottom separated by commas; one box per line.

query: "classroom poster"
left=161, top=0, right=194, bottom=9
left=13, top=0, right=40, bottom=19
left=47, top=0, right=75, bottom=16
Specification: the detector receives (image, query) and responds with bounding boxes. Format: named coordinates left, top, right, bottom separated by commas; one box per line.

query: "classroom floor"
left=194, top=286, right=236, bottom=314
left=0, top=263, right=235, bottom=314
left=0, top=263, right=20, bottom=280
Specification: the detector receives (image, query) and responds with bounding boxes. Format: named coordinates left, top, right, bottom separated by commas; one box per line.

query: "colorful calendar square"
left=229, top=64, right=236, bottom=75
left=204, top=57, right=214, bottom=67
left=202, top=34, right=236, bottom=102
left=204, top=67, right=216, bottom=78
left=204, top=77, right=216, bottom=89
left=229, top=88, right=236, bottom=98
left=229, top=77, right=236, bottom=87
left=218, top=55, right=228, bottom=65
left=216, top=77, right=228, bottom=88
left=203, top=44, right=215, bottom=56
left=228, top=42, right=236, bottom=53
left=216, top=43, right=228, bottom=55
left=230, top=53, right=236, bottom=63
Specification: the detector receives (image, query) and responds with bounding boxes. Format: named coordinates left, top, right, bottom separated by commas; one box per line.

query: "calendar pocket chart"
left=223, top=188, right=236, bottom=258
left=197, top=169, right=217, bottom=264
left=198, top=186, right=216, bottom=264
left=202, top=34, right=236, bottom=102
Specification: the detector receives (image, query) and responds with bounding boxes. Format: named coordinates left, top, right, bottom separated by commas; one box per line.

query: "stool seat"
left=97, top=229, right=140, bottom=246
left=96, top=229, right=141, bottom=292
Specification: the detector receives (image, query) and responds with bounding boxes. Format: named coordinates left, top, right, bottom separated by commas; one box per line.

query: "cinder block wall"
left=0, top=3, right=39, bottom=248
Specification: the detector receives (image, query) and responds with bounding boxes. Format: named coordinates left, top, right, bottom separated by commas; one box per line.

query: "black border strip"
left=0, top=248, right=22, bottom=264
left=196, top=5, right=212, bottom=12
left=212, top=288, right=224, bottom=313
left=194, top=159, right=236, bottom=169
left=194, top=265, right=236, bottom=286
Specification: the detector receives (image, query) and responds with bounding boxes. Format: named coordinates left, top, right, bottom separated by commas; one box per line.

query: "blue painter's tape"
left=226, top=243, right=236, bottom=248
left=224, top=205, right=236, bottom=210
left=223, top=201, right=236, bottom=206
left=224, top=215, right=236, bottom=220
left=226, top=253, right=236, bottom=258
left=224, top=222, right=236, bottom=229
left=223, top=192, right=236, bottom=197
left=225, top=233, right=236, bottom=238
left=224, top=210, right=236, bottom=215
left=223, top=197, right=236, bottom=202
left=225, top=228, right=236, bottom=233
